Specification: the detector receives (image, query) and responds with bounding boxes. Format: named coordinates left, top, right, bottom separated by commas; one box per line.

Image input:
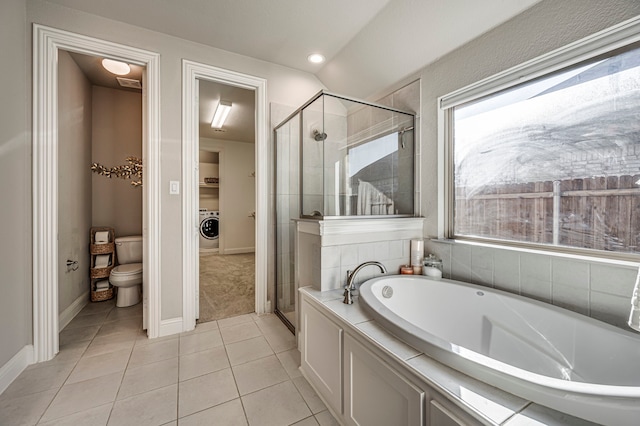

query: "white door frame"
left=33, top=24, right=162, bottom=362
left=182, top=60, right=268, bottom=331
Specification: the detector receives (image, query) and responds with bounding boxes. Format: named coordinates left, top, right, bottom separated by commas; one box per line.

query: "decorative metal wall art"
left=91, top=156, right=142, bottom=187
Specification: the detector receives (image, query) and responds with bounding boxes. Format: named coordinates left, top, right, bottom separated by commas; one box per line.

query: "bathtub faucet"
left=343, top=261, right=387, bottom=305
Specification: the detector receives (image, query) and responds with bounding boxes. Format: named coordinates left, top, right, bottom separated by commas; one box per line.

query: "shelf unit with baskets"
left=89, top=227, right=116, bottom=302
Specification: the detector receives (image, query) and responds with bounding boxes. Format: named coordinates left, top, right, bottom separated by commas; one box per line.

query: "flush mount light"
left=307, top=53, right=325, bottom=64
left=211, top=100, right=232, bottom=129
left=102, top=58, right=131, bottom=75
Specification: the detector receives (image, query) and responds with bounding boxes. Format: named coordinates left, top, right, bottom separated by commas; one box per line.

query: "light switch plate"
left=169, top=180, right=180, bottom=195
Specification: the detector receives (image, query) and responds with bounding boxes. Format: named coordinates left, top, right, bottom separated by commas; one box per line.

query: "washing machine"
left=199, top=209, right=219, bottom=249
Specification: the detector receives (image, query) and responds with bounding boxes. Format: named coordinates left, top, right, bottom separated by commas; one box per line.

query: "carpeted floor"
left=198, top=252, right=255, bottom=323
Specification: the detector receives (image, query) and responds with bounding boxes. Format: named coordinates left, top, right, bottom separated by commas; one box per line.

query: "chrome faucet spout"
left=343, top=261, right=387, bottom=304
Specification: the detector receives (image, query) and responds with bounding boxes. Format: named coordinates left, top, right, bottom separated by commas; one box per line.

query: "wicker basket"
left=90, top=265, right=114, bottom=279
left=91, top=287, right=114, bottom=302
left=90, top=242, right=116, bottom=254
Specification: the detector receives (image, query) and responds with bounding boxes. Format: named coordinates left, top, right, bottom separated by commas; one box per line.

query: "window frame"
left=437, top=15, right=640, bottom=261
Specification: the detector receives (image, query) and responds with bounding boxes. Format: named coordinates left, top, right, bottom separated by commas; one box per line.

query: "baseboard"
left=222, top=247, right=255, bottom=255
left=0, top=345, right=34, bottom=395
left=59, top=292, right=89, bottom=331
left=159, top=317, right=183, bottom=337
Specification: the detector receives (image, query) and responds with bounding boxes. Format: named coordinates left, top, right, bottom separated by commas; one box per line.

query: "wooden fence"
left=455, top=175, right=640, bottom=253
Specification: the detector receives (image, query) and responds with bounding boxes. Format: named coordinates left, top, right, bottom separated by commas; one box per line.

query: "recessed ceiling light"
left=102, top=58, right=131, bottom=75
left=307, top=53, right=325, bottom=64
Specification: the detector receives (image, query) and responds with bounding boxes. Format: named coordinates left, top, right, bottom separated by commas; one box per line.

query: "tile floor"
left=0, top=300, right=339, bottom=426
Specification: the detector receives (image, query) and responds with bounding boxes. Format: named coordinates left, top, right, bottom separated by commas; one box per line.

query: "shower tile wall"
left=425, top=240, right=638, bottom=329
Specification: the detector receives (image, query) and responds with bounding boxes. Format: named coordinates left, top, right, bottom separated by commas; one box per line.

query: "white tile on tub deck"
left=324, top=299, right=372, bottom=325
left=389, top=240, right=404, bottom=259
left=493, top=249, right=520, bottom=294
left=504, top=403, right=601, bottom=425
left=356, top=320, right=421, bottom=361
left=407, top=355, right=528, bottom=425
left=551, top=258, right=589, bottom=289
left=589, top=291, right=630, bottom=328
left=590, top=263, right=638, bottom=297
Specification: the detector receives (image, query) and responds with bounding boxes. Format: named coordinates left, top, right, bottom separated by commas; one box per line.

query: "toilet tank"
left=114, top=235, right=143, bottom=264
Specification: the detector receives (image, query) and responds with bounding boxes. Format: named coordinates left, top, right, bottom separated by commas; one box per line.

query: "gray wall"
left=58, top=50, right=93, bottom=315
left=0, top=0, right=31, bottom=368
left=91, top=86, right=143, bottom=238
left=416, top=0, right=640, bottom=328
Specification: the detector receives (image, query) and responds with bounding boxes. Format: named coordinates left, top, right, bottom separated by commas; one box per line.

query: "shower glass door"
left=274, top=113, right=300, bottom=332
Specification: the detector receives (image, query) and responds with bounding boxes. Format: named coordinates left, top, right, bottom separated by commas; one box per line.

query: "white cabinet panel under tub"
left=343, top=333, right=425, bottom=426
left=301, top=300, right=343, bottom=413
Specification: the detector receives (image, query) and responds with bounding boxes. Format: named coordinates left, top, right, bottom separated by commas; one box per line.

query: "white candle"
left=423, top=266, right=442, bottom=279
left=410, top=239, right=424, bottom=266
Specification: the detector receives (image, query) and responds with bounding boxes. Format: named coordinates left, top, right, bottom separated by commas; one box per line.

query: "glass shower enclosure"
left=274, top=91, right=416, bottom=331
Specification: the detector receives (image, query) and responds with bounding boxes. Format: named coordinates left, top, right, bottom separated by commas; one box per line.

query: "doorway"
left=33, top=25, right=161, bottom=362
left=181, top=61, right=268, bottom=331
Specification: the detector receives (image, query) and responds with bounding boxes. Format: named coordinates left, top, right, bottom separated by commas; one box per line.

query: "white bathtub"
left=358, top=275, right=640, bottom=425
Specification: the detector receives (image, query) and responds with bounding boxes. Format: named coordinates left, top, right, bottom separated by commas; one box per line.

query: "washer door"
left=199, top=217, right=219, bottom=240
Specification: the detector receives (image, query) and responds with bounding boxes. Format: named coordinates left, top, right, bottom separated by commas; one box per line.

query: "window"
left=441, top=18, right=640, bottom=257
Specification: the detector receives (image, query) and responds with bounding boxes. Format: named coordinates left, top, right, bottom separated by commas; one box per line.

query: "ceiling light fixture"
left=307, top=53, right=325, bottom=64
left=102, top=58, right=131, bottom=75
left=211, top=100, right=232, bottom=129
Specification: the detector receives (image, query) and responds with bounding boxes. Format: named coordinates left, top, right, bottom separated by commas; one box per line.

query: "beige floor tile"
left=179, top=329, right=223, bottom=355
left=232, top=355, right=289, bottom=396
left=292, top=416, right=320, bottom=426
left=276, top=348, right=302, bottom=379
left=65, top=348, right=131, bottom=384
left=263, top=327, right=296, bottom=353
left=292, top=376, right=326, bottom=414
left=37, top=403, right=112, bottom=426
left=65, top=311, right=110, bottom=330
left=59, top=324, right=100, bottom=346
left=225, top=336, right=273, bottom=366
left=1, top=361, right=74, bottom=399
left=179, top=346, right=229, bottom=381
left=40, top=372, right=122, bottom=422
left=186, top=320, right=219, bottom=335
left=95, top=318, right=142, bottom=339
left=77, top=300, right=116, bottom=316
left=219, top=321, right=261, bottom=345
left=83, top=333, right=136, bottom=358
left=217, top=314, right=254, bottom=329
left=254, top=314, right=288, bottom=335
left=178, top=398, right=247, bottom=426
left=315, top=410, right=340, bottom=426
left=0, top=389, right=57, bottom=426
left=117, top=357, right=179, bottom=400
left=242, top=381, right=311, bottom=426
left=104, top=304, right=143, bottom=323
left=178, top=369, right=238, bottom=418
left=108, top=384, right=177, bottom=426
left=26, top=340, right=89, bottom=370
left=128, top=338, right=179, bottom=367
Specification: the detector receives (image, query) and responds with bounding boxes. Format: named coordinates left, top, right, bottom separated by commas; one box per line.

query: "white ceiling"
left=46, top=0, right=542, bottom=99
left=199, top=80, right=255, bottom=143
left=55, top=0, right=543, bottom=138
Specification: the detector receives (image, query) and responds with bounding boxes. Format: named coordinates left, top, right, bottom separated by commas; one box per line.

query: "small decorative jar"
left=423, top=254, right=443, bottom=279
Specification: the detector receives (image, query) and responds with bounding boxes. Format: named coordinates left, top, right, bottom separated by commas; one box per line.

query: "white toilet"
left=109, top=235, right=143, bottom=307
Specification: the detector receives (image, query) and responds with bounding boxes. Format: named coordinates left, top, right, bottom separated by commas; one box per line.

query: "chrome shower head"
left=313, top=129, right=327, bottom=141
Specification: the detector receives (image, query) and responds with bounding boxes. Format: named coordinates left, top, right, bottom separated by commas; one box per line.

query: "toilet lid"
left=111, top=263, right=142, bottom=276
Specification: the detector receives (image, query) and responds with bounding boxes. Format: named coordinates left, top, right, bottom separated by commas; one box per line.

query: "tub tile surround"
left=296, top=217, right=424, bottom=294
left=301, top=288, right=598, bottom=426
left=426, top=239, right=639, bottom=329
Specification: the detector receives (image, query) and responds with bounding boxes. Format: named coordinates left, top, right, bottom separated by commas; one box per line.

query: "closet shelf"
left=199, top=183, right=219, bottom=188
